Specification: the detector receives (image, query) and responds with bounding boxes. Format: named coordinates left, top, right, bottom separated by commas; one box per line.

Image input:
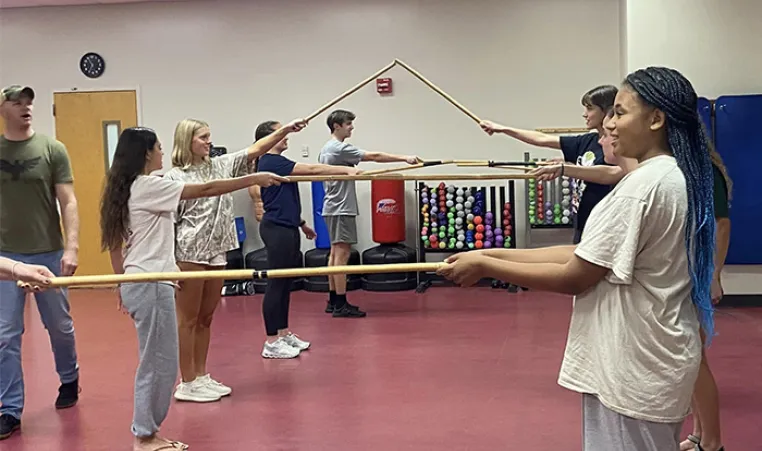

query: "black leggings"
left=259, top=220, right=301, bottom=336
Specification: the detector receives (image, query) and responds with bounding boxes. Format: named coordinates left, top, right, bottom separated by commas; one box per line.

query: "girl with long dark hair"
left=100, top=127, right=286, bottom=451
left=438, top=66, right=717, bottom=450
left=479, top=85, right=619, bottom=243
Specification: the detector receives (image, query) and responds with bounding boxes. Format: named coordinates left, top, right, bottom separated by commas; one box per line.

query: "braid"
left=624, top=67, right=717, bottom=344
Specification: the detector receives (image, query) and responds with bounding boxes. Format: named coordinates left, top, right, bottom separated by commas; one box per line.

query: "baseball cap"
left=0, top=85, right=35, bottom=103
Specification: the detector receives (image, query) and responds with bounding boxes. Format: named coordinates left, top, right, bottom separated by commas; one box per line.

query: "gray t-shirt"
left=318, top=138, right=365, bottom=216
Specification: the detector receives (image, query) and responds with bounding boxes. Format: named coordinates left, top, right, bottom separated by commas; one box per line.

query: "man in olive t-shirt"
left=0, top=85, right=81, bottom=440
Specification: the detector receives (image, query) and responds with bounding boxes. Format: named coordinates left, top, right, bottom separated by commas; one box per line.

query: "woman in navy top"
left=251, top=121, right=360, bottom=359
left=479, top=85, right=618, bottom=243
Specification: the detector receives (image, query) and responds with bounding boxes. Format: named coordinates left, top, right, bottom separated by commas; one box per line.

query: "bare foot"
left=135, top=434, right=186, bottom=451
left=157, top=435, right=188, bottom=450
left=680, top=436, right=699, bottom=451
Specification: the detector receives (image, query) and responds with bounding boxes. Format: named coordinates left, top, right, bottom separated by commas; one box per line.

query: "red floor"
left=4, top=287, right=761, bottom=450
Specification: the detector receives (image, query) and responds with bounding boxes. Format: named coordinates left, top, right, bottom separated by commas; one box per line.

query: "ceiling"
left=0, top=0, right=192, bottom=8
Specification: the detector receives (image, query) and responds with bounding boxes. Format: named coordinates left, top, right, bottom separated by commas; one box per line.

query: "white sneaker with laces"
left=261, top=337, right=300, bottom=359
left=173, top=378, right=221, bottom=402
left=198, top=373, right=232, bottom=397
left=282, top=332, right=310, bottom=351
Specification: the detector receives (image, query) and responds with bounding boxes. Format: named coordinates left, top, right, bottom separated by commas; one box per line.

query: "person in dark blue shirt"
left=479, top=85, right=618, bottom=243
left=249, top=120, right=360, bottom=359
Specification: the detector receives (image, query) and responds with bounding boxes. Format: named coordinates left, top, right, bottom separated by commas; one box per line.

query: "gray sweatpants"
left=120, top=282, right=179, bottom=438
left=582, top=394, right=683, bottom=450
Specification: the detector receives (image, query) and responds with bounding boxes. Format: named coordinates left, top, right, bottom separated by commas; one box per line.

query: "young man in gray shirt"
left=319, top=109, right=419, bottom=317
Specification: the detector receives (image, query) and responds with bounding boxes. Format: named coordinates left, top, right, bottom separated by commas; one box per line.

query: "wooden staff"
left=455, top=163, right=533, bottom=171
left=305, top=60, right=397, bottom=122
left=362, top=159, right=455, bottom=176
left=535, top=127, right=589, bottom=134
left=285, top=173, right=534, bottom=182
left=19, top=263, right=448, bottom=289
left=394, top=59, right=481, bottom=124
left=452, top=160, right=540, bottom=166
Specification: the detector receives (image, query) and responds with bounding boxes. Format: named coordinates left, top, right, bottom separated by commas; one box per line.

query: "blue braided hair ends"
left=623, top=67, right=716, bottom=345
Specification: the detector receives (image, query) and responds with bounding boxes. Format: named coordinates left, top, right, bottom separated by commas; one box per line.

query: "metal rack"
left=414, top=180, right=518, bottom=293
left=522, top=151, right=576, bottom=249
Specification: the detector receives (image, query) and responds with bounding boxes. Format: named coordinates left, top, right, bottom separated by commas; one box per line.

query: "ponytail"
left=624, top=67, right=716, bottom=344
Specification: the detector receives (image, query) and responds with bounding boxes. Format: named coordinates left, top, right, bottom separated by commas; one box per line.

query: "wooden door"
left=54, top=91, right=138, bottom=277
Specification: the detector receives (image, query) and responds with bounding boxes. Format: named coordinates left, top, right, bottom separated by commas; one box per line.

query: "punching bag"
left=311, top=181, right=331, bottom=249
left=371, top=180, right=406, bottom=244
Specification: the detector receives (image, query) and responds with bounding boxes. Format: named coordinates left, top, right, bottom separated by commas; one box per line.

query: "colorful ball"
left=483, top=240, right=492, bottom=248
left=475, top=240, right=483, bottom=249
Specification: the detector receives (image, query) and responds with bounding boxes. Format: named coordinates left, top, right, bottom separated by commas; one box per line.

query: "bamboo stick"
left=18, top=263, right=448, bottom=289
left=455, top=163, right=533, bottom=171
left=394, top=59, right=481, bottom=123
left=305, top=60, right=397, bottom=122
left=535, top=127, right=589, bottom=134
left=285, top=173, right=534, bottom=182
left=362, top=159, right=454, bottom=176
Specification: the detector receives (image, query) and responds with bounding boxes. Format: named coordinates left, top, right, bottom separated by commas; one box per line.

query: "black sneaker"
left=325, top=301, right=334, bottom=314
left=332, top=304, right=367, bottom=318
left=0, top=414, right=20, bottom=440
left=55, top=378, right=80, bottom=409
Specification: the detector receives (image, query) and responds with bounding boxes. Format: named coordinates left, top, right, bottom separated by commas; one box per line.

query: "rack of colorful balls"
left=527, top=176, right=573, bottom=226
left=419, top=183, right=513, bottom=250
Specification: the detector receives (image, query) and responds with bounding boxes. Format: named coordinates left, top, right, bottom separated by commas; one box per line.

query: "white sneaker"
left=198, top=373, right=232, bottom=397
left=261, top=337, right=300, bottom=359
left=282, top=332, right=310, bottom=351
left=173, top=378, right=222, bottom=402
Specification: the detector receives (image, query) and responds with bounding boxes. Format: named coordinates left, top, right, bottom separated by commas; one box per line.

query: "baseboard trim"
left=717, top=294, right=762, bottom=308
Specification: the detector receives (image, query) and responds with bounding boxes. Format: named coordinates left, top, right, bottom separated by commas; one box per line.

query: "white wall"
left=623, top=0, right=762, bottom=294
left=0, top=0, right=621, bottom=257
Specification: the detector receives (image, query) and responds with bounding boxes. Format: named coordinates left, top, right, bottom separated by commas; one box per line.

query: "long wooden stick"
left=453, top=160, right=539, bottom=166
left=305, top=61, right=397, bottom=122
left=535, top=127, right=589, bottom=134
left=455, top=163, right=533, bottom=171
left=286, top=173, right=534, bottom=182
left=394, top=59, right=481, bottom=124
left=19, top=263, right=447, bottom=289
left=362, top=159, right=455, bottom=176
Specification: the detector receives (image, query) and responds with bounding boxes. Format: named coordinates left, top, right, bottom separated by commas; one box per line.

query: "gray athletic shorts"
left=324, top=215, right=357, bottom=245
left=582, top=394, right=683, bottom=451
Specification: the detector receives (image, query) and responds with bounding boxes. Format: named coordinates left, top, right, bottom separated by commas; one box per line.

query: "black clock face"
left=80, top=52, right=105, bottom=78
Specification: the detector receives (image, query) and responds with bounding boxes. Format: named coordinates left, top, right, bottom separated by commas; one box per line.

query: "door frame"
left=51, top=86, right=144, bottom=126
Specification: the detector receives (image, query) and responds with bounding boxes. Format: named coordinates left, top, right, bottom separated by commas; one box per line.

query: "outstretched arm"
left=361, top=152, right=420, bottom=164
left=182, top=173, right=287, bottom=200
left=245, top=119, right=307, bottom=162
left=531, top=163, right=626, bottom=184
left=472, top=245, right=576, bottom=265
left=290, top=163, right=361, bottom=176
left=438, top=251, right=607, bottom=295
left=480, top=120, right=561, bottom=149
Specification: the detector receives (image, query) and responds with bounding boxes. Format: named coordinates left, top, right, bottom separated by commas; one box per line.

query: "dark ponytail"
left=623, top=67, right=716, bottom=343
left=100, top=127, right=158, bottom=252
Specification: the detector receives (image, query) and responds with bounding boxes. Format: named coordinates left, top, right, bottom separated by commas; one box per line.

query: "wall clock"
left=80, top=52, right=105, bottom=79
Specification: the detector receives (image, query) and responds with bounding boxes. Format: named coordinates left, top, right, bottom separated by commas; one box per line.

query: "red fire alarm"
left=376, top=77, right=393, bottom=94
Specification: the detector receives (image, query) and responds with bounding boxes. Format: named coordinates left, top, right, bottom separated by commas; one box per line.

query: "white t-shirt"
left=122, top=175, right=185, bottom=274
left=557, top=154, right=702, bottom=423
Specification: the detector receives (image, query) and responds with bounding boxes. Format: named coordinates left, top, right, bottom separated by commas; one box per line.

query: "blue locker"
left=311, top=181, right=331, bottom=249
left=714, top=94, right=762, bottom=264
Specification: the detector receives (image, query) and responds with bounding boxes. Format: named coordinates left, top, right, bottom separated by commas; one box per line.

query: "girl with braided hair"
left=438, top=66, right=717, bottom=450
left=532, top=108, right=729, bottom=451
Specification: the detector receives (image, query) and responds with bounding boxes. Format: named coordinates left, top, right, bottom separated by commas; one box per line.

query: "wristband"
left=560, top=163, right=564, bottom=176
left=10, top=262, right=19, bottom=279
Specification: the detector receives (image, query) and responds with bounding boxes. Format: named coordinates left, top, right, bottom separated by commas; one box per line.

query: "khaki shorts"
left=323, top=215, right=357, bottom=245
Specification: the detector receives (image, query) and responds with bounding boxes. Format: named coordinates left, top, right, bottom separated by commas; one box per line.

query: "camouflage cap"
left=0, top=85, right=35, bottom=103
